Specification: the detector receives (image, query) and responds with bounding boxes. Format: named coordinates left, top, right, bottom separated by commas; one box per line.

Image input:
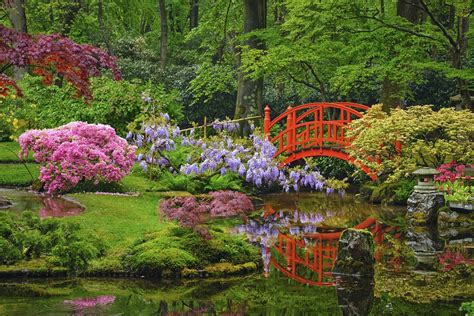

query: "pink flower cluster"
left=18, top=122, right=136, bottom=194
left=435, top=161, right=473, bottom=183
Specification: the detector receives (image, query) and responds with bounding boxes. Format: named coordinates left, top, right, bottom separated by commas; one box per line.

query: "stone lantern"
left=412, top=167, right=439, bottom=193
left=406, top=167, right=444, bottom=226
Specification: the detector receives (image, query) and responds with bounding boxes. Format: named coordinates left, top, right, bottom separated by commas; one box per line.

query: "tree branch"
left=288, top=73, right=319, bottom=91
left=356, top=12, right=439, bottom=42
left=418, top=0, right=458, bottom=49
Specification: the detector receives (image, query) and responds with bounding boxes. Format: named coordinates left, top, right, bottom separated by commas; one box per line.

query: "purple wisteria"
left=239, top=207, right=333, bottom=275
left=130, top=113, right=332, bottom=192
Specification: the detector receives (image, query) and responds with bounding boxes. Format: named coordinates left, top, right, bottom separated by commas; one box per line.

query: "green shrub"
left=1, top=75, right=183, bottom=139
left=123, top=226, right=260, bottom=275
left=0, top=237, right=22, bottom=264
left=0, top=212, right=104, bottom=273
left=367, top=178, right=416, bottom=205
left=48, top=222, right=105, bottom=274
left=460, top=301, right=474, bottom=316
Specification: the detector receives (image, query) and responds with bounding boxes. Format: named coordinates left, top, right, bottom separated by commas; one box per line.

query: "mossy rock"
left=333, top=229, right=375, bottom=276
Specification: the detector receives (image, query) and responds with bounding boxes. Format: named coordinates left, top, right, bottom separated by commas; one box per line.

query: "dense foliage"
left=0, top=211, right=104, bottom=273
left=0, top=75, right=182, bottom=139
left=347, top=105, right=474, bottom=182
left=19, top=122, right=136, bottom=194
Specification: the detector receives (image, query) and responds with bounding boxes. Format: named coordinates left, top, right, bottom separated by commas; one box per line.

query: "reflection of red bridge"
left=263, top=102, right=401, bottom=180
left=264, top=208, right=400, bottom=286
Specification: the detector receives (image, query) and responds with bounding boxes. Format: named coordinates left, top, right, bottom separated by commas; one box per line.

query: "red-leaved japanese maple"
left=0, top=24, right=120, bottom=99
left=159, top=191, right=254, bottom=238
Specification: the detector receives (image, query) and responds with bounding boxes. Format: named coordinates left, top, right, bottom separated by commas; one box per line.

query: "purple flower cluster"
left=128, top=115, right=179, bottom=172
left=18, top=122, right=136, bottom=194
left=131, top=112, right=332, bottom=192
left=212, top=119, right=240, bottom=132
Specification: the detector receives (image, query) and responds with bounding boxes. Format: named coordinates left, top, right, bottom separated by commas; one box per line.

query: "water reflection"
left=245, top=193, right=474, bottom=284
left=241, top=204, right=401, bottom=286
left=0, top=188, right=83, bottom=218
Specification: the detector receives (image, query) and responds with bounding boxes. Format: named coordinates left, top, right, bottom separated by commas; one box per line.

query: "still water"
left=0, top=188, right=83, bottom=217
left=0, top=192, right=472, bottom=315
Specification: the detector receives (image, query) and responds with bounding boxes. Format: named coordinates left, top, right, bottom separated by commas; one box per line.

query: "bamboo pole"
left=179, top=115, right=262, bottom=133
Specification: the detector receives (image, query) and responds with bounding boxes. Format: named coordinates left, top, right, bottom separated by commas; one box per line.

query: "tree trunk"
left=159, top=0, right=168, bottom=71
left=381, top=77, right=404, bottom=112
left=234, top=0, right=266, bottom=134
left=380, top=0, right=425, bottom=113
left=453, top=15, right=471, bottom=110
left=97, top=0, right=113, bottom=54
left=61, top=0, right=82, bottom=35
left=189, top=0, right=198, bottom=30
left=396, top=0, right=426, bottom=23
left=7, top=0, right=27, bottom=80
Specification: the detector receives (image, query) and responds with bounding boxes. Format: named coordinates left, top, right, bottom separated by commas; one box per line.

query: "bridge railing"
left=264, top=102, right=368, bottom=159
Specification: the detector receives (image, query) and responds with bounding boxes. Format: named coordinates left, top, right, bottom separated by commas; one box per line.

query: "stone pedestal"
left=333, top=229, right=375, bottom=276
left=406, top=225, right=442, bottom=270
left=406, top=191, right=444, bottom=226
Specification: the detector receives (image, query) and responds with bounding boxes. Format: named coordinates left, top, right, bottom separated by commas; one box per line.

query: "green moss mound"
left=123, top=226, right=260, bottom=275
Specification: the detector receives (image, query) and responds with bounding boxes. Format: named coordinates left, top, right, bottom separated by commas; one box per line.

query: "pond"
left=0, top=188, right=84, bottom=218
left=0, top=276, right=463, bottom=315
left=0, top=192, right=472, bottom=315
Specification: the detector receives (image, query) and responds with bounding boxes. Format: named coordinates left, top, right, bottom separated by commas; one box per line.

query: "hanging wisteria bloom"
left=129, top=113, right=338, bottom=192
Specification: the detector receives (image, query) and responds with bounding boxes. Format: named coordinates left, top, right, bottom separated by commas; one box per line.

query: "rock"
left=405, top=225, right=442, bottom=270
left=0, top=196, right=12, bottom=209
left=333, top=229, right=375, bottom=276
left=406, top=191, right=444, bottom=225
left=336, top=274, right=374, bottom=316
left=438, top=209, right=473, bottom=228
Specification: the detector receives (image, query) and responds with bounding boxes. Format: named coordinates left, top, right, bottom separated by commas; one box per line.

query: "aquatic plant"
left=18, top=122, right=136, bottom=194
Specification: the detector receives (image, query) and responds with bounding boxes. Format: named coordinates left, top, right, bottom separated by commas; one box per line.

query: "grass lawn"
left=0, top=163, right=39, bottom=186
left=65, top=192, right=164, bottom=258
left=0, top=142, right=34, bottom=162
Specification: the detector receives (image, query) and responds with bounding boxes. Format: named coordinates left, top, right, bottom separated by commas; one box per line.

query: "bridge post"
left=286, top=106, right=296, bottom=153
left=264, top=105, right=271, bottom=138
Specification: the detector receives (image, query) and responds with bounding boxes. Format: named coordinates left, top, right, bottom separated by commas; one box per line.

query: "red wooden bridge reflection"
left=263, top=206, right=401, bottom=286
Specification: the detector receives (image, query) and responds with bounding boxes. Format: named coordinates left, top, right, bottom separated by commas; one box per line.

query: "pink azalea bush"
left=435, top=161, right=473, bottom=183
left=18, top=122, right=136, bottom=194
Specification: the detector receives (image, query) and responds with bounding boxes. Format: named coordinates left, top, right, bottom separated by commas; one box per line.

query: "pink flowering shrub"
left=435, top=161, right=473, bottom=183
left=159, top=191, right=254, bottom=237
left=18, top=122, right=136, bottom=194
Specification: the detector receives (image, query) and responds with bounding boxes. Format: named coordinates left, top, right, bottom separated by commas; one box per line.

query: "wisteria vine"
left=128, top=112, right=338, bottom=193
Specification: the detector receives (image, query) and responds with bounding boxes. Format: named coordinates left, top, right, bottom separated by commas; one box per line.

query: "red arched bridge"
left=263, top=102, right=397, bottom=180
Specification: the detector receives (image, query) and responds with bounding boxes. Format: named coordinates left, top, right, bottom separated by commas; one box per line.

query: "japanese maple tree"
left=0, top=23, right=121, bottom=99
